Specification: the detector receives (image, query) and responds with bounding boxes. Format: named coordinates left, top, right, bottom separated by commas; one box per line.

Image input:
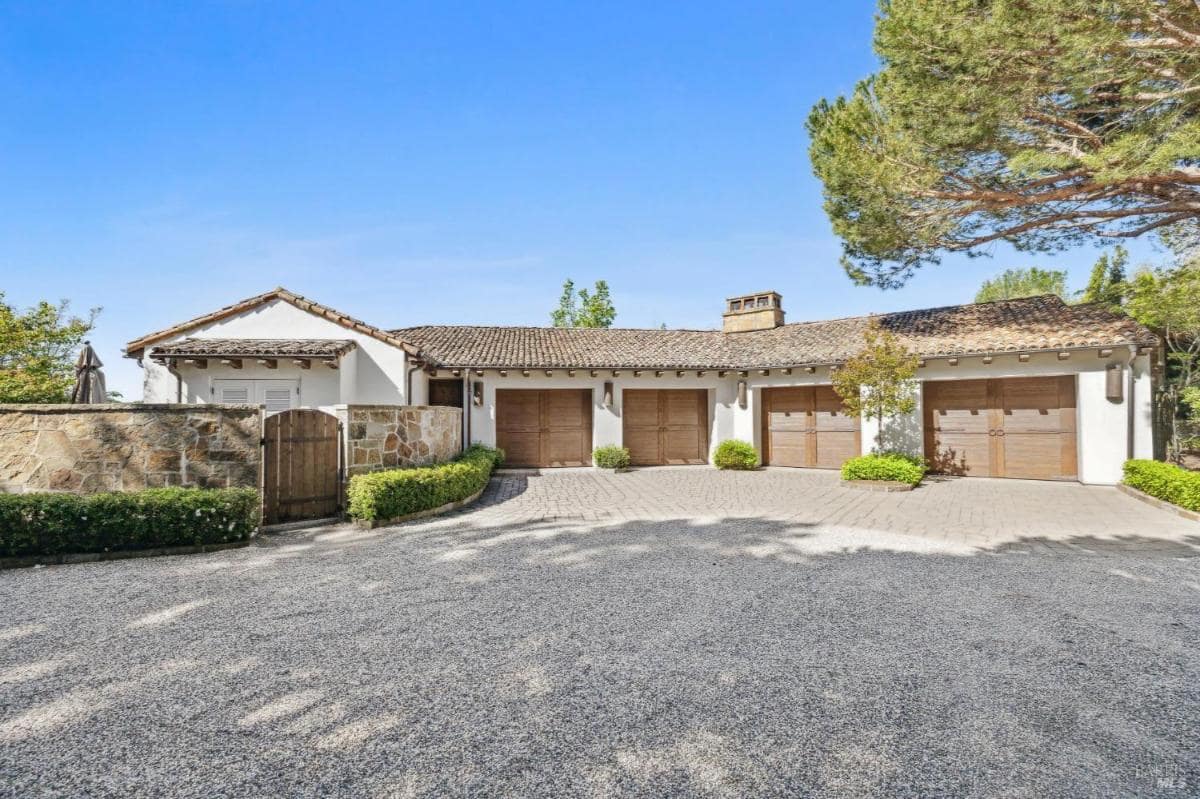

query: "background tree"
left=1078, top=246, right=1130, bottom=309
left=808, top=0, right=1200, bottom=288
left=550, top=279, right=617, bottom=328
left=0, top=293, right=97, bottom=403
left=974, top=268, right=1068, bottom=303
left=1125, top=259, right=1200, bottom=461
left=831, top=320, right=920, bottom=450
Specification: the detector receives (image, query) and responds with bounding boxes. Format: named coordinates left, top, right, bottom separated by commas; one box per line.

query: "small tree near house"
left=831, top=320, right=920, bottom=450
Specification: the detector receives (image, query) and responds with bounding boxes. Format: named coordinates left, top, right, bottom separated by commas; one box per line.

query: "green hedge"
left=841, top=452, right=926, bottom=486
left=713, top=439, right=758, bottom=470
left=347, top=445, right=504, bottom=522
left=0, top=487, right=261, bottom=559
left=1123, top=459, right=1200, bottom=512
left=593, top=446, right=631, bottom=469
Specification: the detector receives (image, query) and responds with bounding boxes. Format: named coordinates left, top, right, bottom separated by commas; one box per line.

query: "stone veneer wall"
left=0, top=404, right=262, bottom=494
left=339, top=405, right=462, bottom=478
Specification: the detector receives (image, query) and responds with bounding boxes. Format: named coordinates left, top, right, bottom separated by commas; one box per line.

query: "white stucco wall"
left=138, top=299, right=411, bottom=407
left=463, top=347, right=1149, bottom=484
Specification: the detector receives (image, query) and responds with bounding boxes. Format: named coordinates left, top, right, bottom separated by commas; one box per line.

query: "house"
left=125, top=287, right=1158, bottom=485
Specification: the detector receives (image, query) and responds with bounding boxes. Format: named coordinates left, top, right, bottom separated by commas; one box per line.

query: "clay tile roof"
left=392, top=296, right=1156, bottom=370
left=149, top=338, right=357, bottom=359
left=124, top=287, right=420, bottom=358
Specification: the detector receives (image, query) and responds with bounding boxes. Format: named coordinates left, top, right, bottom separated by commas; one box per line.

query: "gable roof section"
left=393, top=296, right=1157, bottom=370
left=124, top=288, right=421, bottom=359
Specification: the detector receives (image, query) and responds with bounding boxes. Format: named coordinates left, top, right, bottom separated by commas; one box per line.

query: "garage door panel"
left=927, top=432, right=991, bottom=476
left=925, top=377, right=1076, bottom=480
left=813, top=431, right=858, bottom=470
left=544, top=430, right=589, bottom=467
left=625, top=428, right=661, bottom=466
left=498, top=432, right=541, bottom=468
left=663, top=428, right=705, bottom=464
left=664, top=391, right=704, bottom=428
left=813, top=387, right=858, bottom=432
left=621, top=389, right=707, bottom=466
left=496, top=389, right=591, bottom=468
left=765, top=386, right=858, bottom=469
left=768, top=431, right=808, bottom=468
left=496, top=390, right=541, bottom=431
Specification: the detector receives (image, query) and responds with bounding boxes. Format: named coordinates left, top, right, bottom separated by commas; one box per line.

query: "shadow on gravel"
left=3, top=511, right=1200, bottom=797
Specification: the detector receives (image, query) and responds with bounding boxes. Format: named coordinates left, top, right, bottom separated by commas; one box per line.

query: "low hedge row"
left=347, top=445, right=504, bottom=522
left=841, top=452, right=927, bottom=486
left=0, top=487, right=261, bottom=559
left=1123, top=459, right=1200, bottom=512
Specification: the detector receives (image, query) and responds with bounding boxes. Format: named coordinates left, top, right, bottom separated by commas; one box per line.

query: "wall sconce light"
left=471, top=380, right=484, bottom=406
left=737, top=380, right=747, bottom=409
left=603, top=381, right=613, bottom=408
left=1106, top=363, right=1123, bottom=402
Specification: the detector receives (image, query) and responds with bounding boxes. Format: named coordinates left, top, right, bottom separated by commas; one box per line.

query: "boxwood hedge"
left=841, top=452, right=927, bottom=486
left=713, top=439, right=758, bottom=470
left=347, top=445, right=504, bottom=522
left=0, top=487, right=261, bottom=559
left=1123, top=459, right=1200, bottom=512
left=592, top=445, right=631, bottom=470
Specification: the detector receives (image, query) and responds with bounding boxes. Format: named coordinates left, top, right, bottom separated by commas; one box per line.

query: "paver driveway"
left=1, top=468, right=1198, bottom=798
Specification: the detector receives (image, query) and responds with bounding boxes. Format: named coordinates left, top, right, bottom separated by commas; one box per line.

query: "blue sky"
left=0, top=2, right=1168, bottom=397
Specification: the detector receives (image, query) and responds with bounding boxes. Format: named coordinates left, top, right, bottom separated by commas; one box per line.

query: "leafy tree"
left=975, top=268, right=1068, bottom=303
left=549, top=279, right=617, bottom=328
left=0, top=293, right=97, bottom=403
left=831, top=320, right=920, bottom=449
left=807, top=0, right=1200, bottom=288
left=1078, top=246, right=1130, bottom=309
left=1126, top=259, right=1200, bottom=461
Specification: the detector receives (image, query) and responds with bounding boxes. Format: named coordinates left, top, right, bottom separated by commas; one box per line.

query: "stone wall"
left=0, top=404, right=261, bottom=494
left=338, top=405, right=462, bottom=477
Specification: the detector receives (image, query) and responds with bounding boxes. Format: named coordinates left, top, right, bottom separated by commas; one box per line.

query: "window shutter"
left=262, top=388, right=294, bottom=414
left=219, top=386, right=250, bottom=403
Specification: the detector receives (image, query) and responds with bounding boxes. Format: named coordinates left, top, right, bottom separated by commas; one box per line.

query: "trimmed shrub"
left=713, top=439, right=758, bottom=470
left=1123, top=459, right=1200, bottom=512
left=841, top=451, right=926, bottom=486
left=0, top=487, right=261, bottom=559
left=347, top=445, right=504, bottom=522
left=593, top=446, right=631, bottom=470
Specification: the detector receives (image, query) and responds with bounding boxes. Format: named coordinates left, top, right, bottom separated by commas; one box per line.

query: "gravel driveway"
left=1, top=469, right=1198, bottom=798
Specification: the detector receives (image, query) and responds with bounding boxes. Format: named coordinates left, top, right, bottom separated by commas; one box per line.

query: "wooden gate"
left=262, top=409, right=342, bottom=525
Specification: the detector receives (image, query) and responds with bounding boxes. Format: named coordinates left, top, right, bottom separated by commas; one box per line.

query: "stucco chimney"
left=722, top=292, right=784, bottom=333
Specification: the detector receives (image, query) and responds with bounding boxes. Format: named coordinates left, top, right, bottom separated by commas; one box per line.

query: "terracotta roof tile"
left=392, top=296, right=1156, bottom=369
left=150, top=338, right=357, bottom=359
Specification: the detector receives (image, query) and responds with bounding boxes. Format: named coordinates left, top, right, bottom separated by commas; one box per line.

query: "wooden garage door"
left=496, top=389, right=592, bottom=467
left=762, top=386, right=859, bottom=469
left=622, top=389, right=708, bottom=465
left=924, top=376, right=1077, bottom=480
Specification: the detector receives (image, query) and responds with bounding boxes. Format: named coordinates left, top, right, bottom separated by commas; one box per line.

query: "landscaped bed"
left=0, top=487, right=261, bottom=565
left=1122, top=459, right=1200, bottom=517
left=347, top=444, right=504, bottom=527
left=841, top=452, right=927, bottom=489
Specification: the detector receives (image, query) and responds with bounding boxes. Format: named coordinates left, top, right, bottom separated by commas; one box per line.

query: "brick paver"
left=443, top=466, right=1200, bottom=556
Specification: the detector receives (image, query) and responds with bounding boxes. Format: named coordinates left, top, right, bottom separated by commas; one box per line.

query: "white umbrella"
left=70, top=341, right=108, bottom=403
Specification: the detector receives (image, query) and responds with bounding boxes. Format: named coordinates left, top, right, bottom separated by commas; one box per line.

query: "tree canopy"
left=831, top=320, right=920, bottom=449
left=1079, top=245, right=1130, bottom=308
left=974, top=267, right=1068, bottom=303
left=0, top=293, right=97, bottom=403
left=550, top=279, right=617, bottom=328
left=808, top=0, right=1200, bottom=288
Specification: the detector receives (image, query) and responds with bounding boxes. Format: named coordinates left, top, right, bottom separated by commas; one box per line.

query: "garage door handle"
left=988, top=429, right=996, bottom=436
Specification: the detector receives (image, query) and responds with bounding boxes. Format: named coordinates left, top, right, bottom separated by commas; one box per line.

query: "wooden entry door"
left=763, top=386, right=860, bottom=469
left=262, top=409, right=342, bottom=524
left=622, top=389, right=708, bottom=465
left=924, top=376, right=1077, bottom=480
left=495, top=389, right=592, bottom=467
